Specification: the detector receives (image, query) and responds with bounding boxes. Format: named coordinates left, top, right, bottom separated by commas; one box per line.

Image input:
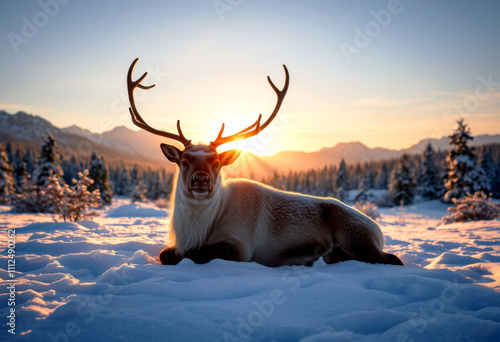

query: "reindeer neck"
left=170, top=180, right=226, bottom=254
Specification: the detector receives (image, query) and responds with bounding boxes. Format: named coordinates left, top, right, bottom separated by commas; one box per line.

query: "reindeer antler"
left=127, top=58, right=191, bottom=147
left=210, top=65, right=289, bottom=148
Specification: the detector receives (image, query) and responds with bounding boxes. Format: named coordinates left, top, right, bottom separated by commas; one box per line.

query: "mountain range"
left=1, top=110, right=499, bottom=177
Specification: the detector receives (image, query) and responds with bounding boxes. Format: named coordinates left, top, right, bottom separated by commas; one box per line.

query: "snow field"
left=0, top=199, right=499, bottom=341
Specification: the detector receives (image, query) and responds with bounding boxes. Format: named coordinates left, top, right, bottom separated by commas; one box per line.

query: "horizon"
left=1, top=1, right=499, bottom=155
left=1, top=107, right=499, bottom=157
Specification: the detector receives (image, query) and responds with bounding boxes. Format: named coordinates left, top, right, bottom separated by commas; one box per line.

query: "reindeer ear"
left=160, top=144, right=182, bottom=164
left=219, top=149, right=241, bottom=167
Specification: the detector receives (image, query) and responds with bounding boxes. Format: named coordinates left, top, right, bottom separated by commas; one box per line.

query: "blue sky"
left=1, top=0, right=499, bottom=155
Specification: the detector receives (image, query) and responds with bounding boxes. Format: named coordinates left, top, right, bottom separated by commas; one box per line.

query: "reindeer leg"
left=332, top=238, right=404, bottom=266
left=185, top=242, right=241, bottom=264
left=323, top=244, right=354, bottom=264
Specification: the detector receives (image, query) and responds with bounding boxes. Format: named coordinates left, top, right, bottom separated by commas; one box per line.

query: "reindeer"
left=126, top=58, right=404, bottom=267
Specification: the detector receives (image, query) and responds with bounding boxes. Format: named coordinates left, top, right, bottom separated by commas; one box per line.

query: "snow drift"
left=1, top=199, right=499, bottom=341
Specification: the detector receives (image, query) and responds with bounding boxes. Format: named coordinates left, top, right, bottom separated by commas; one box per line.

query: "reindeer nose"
left=191, top=172, right=210, bottom=188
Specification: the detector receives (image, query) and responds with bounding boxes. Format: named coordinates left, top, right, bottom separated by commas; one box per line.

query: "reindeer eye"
left=181, top=161, right=189, bottom=168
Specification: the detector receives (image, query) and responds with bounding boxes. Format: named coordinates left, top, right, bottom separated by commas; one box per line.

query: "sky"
left=0, top=0, right=499, bottom=155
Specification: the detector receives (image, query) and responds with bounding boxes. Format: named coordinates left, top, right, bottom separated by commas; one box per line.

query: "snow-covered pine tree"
left=115, top=166, right=131, bottom=196
left=367, top=169, right=376, bottom=190
left=88, top=153, right=112, bottom=205
left=376, top=161, right=390, bottom=189
left=131, top=180, right=147, bottom=202
left=443, top=119, right=490, bottom=202
left=351, top=163, right=362, bottom=190
left=335, top=159, right=349, bottom=201
left=62, top=155, right=80, bottom=185
left=0, top=143, right=15, bottom=203
left=22, top=149, right=36, bottom=175
left=43, top=173, right=65, bottom=218
left=480, top=148, right=496, bottom=189
left=130, top=165, right=139, bottom=187
left=161, top=171, right=174, bottom=199
left=146, top=169, right=161, bottom=200
left=355, top=173, right=370, bottom=202
left=13, top=150, right=29, bottom=192
left=10, top=182, right=46, bottom=213
left=420, top=143, right=439, bottom=200
left=5, top=142, right=14, bottom=164
left=389, top=154, right=415, bottom=205
left=60, top=170, right=100, bottom=221
left=33, top=134, right=64, bottom=187
left=414, top=158, right=424, bottom=194
left=492, top=162, right=500, bottom=198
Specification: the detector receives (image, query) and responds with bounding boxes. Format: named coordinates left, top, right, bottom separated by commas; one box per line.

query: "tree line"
left=1, top=119, right=498, bottom=210
left=261, top=119, right=499, bottom=206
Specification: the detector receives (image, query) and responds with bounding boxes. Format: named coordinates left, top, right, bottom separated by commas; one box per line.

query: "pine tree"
left=131, top=180, right=147, bottom=203
left=88, top=153, right=112, bottom=205
left=22, top=150, right=36, bottom=175
left=420, top=143, right=439, bottom=200
left=376, top=161, right=390, bottom=189
left=335, top=159, right=349, bottom=201
left=10, top=182, right=47, bottom=213
left=60, top=170, right=101, bottom=222
left=43, top=173, right=65, bottom=217
left=130, top=165, right=139, bottom=187
left=161, top=171, right=173, bottom=199
left=389, top=154, right=415, bottom=205
left=492, top=162, right=500, bottom=198
left=5, top=142, right=14, bottom=164
left=0, top=143, right=15, bottom=203
left=33, top=134, right=63, bottom=187
left=443, top=119, right=490, bottom=202
left=13, top=150, right=29, bottom=193
left=355, top=173, right=370, bottom=202
left=351, top=163, right=362, bottom=190
left=414, top=158, right=424, bottom=193
left=62, top=155, right=80, bottom=185
left=115, top=166, right=131, bottom=196
left=146, top=170, right=161, bottom=200
left=480, top=148, right=496, bottom=189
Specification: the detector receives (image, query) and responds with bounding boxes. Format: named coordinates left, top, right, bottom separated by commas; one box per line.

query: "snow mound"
left=106, top=202, right=167, bottom=218
left=0, top=200, right=499, bottom=341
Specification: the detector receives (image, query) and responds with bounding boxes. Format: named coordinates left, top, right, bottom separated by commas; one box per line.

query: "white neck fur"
left=170, top=174, right=225, bottom=254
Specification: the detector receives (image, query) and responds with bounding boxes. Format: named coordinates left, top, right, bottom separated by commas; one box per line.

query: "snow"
left=1, top=198, right=500, bottom=341
left=106, top=202, right=168, bottom=218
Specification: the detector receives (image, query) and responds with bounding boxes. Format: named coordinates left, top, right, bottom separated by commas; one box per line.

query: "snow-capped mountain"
left=0, top=110, right=169, bottom=168
left=61, top=124, right=168, bottom=161
left=252, top=135, right=500, bottom=176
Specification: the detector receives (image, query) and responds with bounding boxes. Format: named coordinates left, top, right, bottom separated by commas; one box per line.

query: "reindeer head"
left=126, top=58, right=289, bottom=200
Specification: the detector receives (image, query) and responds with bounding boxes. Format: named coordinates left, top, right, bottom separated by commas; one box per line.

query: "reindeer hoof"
left=159, top=247, right=183, bottom=265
